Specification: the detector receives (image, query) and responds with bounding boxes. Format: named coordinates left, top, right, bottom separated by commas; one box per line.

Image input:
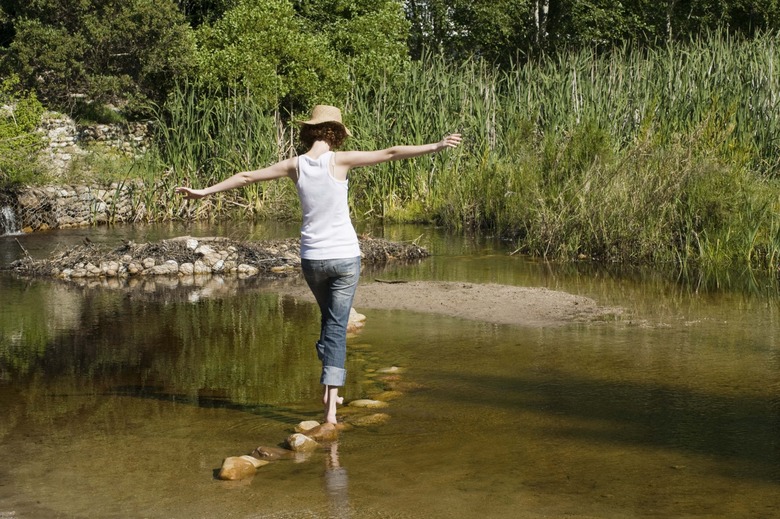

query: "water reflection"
left=325, top=442, right=351, bottom=519
left=2, top=223, right=780, bottom=518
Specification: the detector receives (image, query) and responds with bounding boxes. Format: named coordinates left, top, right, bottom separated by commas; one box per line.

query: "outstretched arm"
left=337, top=133, right=462, bottom=169
left=174, top=157, right=297, bottom=199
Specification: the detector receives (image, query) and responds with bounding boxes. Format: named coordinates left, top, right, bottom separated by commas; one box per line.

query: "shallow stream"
left=1, top=222, right=778, bottom=518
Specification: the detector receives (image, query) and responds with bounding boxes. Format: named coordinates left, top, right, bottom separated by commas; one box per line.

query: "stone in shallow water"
left=377, top=366, right=404, bottom=374
left=348, top=413, right=391, bottom=427
left=373, top=390, right=403, bottom=401
left=348, top=399, right=389, bottom=409
left=295, top=420, right=320, bottom=433
left=304, top=422, right=339, bottom=442
left=217, top=455, right=268, bottom=481
left=251, top=446, right=295, bottom=460
left=286, top=433, right=318, bottom=453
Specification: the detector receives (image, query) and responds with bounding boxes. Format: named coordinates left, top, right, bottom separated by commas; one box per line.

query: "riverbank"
left=277, top=280, right=624, bottom=328
left=4, top=233, right=623, bottom=327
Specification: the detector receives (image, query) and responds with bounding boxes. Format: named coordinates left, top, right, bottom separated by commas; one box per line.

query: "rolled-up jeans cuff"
left=321, top=366, right=346, bottom=386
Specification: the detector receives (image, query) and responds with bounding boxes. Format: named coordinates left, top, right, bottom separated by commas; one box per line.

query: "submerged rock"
left=347, top=399, right=389, bottom=409
left=348, top=413, right=391, bottom=427
left=251, top=446, right=296, bottom=461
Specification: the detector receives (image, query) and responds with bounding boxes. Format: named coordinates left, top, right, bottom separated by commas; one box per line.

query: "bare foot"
left=324, top=385, right=343, bottom=424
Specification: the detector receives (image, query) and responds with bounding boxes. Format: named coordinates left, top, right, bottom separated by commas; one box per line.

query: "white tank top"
left=296, top=151, right=361, bottom=260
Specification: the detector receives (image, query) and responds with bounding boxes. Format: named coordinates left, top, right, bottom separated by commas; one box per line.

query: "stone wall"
left=38, top=111, right=152, bottom=176
left=13, top=181, right=147, bottom=232
left=0, top=112, right=154, bottom=234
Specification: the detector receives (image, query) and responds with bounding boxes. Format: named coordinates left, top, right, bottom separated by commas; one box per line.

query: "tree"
left=195, top=0, right=410, bottom=110
left=406, top=0, right=536, bottom=63
left=0, top=0, right=197, bottom=117
left=195, top=0, right=348, bottom=109
left=404, top=0, right=780, bottom=65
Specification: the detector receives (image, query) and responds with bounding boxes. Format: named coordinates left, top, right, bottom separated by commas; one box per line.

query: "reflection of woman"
left=175, top=105, right=461, bottom=424
left=325, top=442, right=350, bottom=518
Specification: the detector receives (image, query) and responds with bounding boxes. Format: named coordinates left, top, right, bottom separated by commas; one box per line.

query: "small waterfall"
left=1, top=205, right=21, bottom=236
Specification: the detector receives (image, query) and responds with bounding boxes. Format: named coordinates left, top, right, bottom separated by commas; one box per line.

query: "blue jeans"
left=301, top=256, right=361, bottom=387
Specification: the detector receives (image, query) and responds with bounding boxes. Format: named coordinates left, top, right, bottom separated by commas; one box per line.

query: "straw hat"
left=298, top=105, right=352, bottom=136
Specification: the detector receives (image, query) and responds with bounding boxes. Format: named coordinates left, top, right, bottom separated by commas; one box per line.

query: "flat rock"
left=348, top=399, right=389, bottom=409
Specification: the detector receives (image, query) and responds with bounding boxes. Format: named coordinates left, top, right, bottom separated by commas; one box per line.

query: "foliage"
left=143, top=31, right=780, bottom=270
left=406, top=0, right=780, bottom=63
left=0, top=74, right=44, bottom=185
left=194, top=0, right=347, bottom=109
left=194, top=0, right=410, bottom=110
left=0, top=0, right=196, bottom=116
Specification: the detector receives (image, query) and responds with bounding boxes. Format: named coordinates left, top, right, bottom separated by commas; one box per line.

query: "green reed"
left=138, top=31, right=780, bottom=269
left=137, top=85, right=300, bottom=221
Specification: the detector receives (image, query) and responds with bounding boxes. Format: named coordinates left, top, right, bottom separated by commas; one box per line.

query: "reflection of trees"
left=1, top=277, right=371, bottom=426
left=0, top=276, right=79, bottom=376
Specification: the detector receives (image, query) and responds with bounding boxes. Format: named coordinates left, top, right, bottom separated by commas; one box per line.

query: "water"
left=0, top=206, right=20, bottom=236
left=1, top=223, right=779, bottom=518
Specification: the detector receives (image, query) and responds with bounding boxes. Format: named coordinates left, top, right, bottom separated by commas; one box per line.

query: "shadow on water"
left=106, top=385, right=320, bottom=425
left=434, top=370, right=780, bottom=483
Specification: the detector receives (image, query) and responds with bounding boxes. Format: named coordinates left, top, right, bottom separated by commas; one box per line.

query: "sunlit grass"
left=139, top=31, right=780, bottom=270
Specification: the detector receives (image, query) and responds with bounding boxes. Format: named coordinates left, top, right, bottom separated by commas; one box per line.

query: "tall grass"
left=139, top=31, right=780, bottom=269
left=137, top=85, right=300, bottom=221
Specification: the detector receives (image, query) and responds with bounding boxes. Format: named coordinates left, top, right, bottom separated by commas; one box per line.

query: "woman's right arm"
left=174, top=157, right=297, bottom=199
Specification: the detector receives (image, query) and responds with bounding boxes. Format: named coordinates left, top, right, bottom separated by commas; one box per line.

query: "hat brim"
left=298, top=119, right=352, bottom=136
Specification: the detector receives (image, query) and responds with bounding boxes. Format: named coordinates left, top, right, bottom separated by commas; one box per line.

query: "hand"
left=437, top=133, right=462, bottom=151
left=174, top=186, right=208, bottom=200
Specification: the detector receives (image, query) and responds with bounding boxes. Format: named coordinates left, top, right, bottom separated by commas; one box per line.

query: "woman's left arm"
left=337, top=133, right=461, bottom=169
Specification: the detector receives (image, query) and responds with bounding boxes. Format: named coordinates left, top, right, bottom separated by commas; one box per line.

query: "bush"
left=0, top=75, right=45, bottom=185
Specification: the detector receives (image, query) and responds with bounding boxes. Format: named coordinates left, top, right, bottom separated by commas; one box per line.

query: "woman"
left=175, top=105, right=461, bottom=424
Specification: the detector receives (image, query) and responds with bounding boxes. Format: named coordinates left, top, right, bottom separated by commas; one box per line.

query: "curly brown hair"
left=299, top=122, right=349, bottom=149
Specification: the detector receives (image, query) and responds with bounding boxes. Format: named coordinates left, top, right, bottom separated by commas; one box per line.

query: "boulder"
left=294, top=420, right=320, bottom=433
left=346, top=308, right=367, bottom=334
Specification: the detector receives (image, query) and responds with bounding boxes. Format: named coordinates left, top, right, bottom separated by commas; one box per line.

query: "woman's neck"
left=305, top=140, right=331, bottom=159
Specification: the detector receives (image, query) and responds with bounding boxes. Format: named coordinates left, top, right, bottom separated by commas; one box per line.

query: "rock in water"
left=304, top=422, right=339, bottom=442
left=347, top=399, right=388, bottom=409
left=218, top=455, right=268, bottom=481
left=286, top=433, right=318, bottom=453
left=294, top=420, right=320, bottom=433
left=251, top=446, right=296, bottom=460
left=348, top=413, right=391, bottom=427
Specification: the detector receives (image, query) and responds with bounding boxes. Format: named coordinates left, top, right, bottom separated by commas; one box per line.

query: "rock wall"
left=0, top=112, right=153, bottom=234
left=38, top=111, right=152, bottom=176
left=14, top=181, right=147, bottom=232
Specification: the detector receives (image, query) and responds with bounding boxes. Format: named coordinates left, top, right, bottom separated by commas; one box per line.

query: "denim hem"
left=321, top=366, right=347, bottom=386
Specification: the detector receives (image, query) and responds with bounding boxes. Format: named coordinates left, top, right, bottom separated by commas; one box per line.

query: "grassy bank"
left=140, top=31, right=780, bottom=270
